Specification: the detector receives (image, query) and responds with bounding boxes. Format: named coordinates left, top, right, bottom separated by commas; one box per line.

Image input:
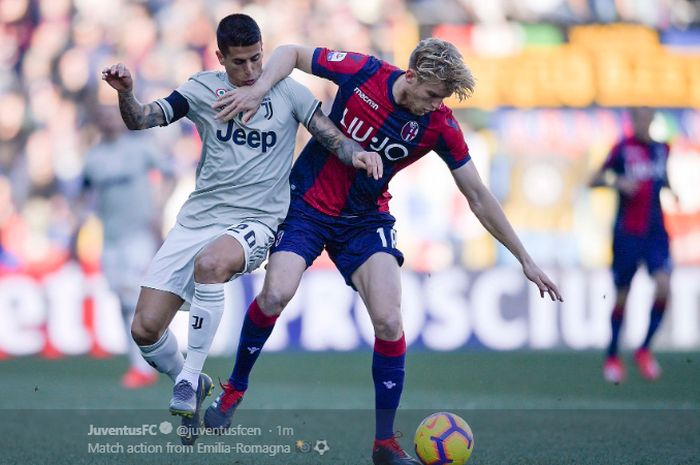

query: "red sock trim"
left=374, top=333, right=406, bottom=357
left=247, top=298, right=278, bottom=328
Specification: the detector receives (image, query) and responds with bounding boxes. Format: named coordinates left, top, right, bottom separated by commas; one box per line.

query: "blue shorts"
left=271, top=199, right=404, bottom=289
left=611, top=231, right=671, bottom=288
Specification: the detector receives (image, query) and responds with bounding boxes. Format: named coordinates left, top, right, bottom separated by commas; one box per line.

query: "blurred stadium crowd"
left=1, top=0, right=699, bottom=279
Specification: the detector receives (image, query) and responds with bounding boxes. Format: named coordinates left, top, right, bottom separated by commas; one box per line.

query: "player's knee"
left=371, top=313, right=403, bottom=341
left=194, top=252, right=235, bottom=283
left=257, top=288, right=292, bottom=315
left=131, top=313, right=163, bottom=346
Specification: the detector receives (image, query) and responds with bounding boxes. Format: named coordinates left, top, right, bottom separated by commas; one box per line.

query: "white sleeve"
left=279, top=78, right=320, bottom=127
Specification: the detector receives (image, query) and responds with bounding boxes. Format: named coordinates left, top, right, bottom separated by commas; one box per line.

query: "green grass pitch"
left=1, top=351, right=698, bottom=464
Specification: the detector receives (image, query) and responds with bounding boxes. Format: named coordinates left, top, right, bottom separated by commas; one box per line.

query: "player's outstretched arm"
left=101, top=63, right=166, bottom=130
left=589, top=167, right=639, bottom=196
left=452, top=162, right=563, bottom=302
left=588, top=166, right=610, bottom=188
left=307, top=108, right=383, bottom=180
left=213, top=45, right=315, bottom=122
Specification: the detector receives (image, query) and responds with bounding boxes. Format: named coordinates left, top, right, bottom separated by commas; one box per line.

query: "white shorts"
left=102, top=231, right=157, bottom=308
left=141, top=220, right=275, bottom=306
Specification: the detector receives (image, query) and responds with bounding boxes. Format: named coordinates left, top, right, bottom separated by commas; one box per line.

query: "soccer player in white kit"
left=101, top=13, right=382, bottom=444
left=82, top=104, right=174, bottom=389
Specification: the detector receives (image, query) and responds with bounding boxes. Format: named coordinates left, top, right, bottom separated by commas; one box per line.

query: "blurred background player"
left=206, top=39, right=562, bottom=465
left=590, top=107, right=675, bottom=383
left=102, top=13, right=380, bottom=443
left=80, top=103, right=174, bottom=389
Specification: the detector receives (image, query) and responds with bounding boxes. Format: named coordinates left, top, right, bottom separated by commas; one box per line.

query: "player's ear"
left=405, top=68, right=418, bottom=85
left=216, top=49, right=225, bottom=65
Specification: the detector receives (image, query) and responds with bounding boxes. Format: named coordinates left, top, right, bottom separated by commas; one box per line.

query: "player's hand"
left=101, top=63, right=133, bottom=93
left=615, top=177, right=639, bottom=196
left=212, top=87, right=263, bottom=123
left=522, top=260, right=563, bottom=302
left=352, top=151, right=383, bottom=180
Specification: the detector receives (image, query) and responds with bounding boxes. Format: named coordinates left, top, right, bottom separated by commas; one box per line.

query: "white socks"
left=138, top=329, right=183, bottom=382
left=175, top=282, right=225, bottom=389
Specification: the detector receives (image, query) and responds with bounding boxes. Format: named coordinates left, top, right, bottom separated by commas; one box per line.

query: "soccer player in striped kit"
left=590, top=107, right=675, bottom=383
left=207, top=39, right=562, bottom=465
left=101, top=14, right=381, bottom=445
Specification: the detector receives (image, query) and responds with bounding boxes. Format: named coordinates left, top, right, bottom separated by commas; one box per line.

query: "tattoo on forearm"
left=309, top=111, right=361, bottom=165
left=117, top=92, right=164, bottom=129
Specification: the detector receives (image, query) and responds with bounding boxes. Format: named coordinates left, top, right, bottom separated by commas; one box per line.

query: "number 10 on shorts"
left=376, top=227, right=397, bottom=248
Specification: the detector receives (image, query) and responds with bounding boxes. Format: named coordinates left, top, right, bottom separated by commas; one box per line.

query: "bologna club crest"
left=400, top=121, right=420, bottom=142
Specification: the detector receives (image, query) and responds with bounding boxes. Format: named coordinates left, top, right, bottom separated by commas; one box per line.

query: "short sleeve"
left=434, top=112, right=471, bottom=170
left=603, top=141, right=624, bottom=175
left=279, top=78, right=321, bottom=127
left=311, top=47, right=371, bottom=86
left=154, top=75, right=210, bottom=125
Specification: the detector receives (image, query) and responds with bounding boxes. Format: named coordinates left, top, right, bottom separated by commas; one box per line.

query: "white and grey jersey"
left=83, top=133, right=172, bottom=243
left=155, top=71, right=320, bottom=230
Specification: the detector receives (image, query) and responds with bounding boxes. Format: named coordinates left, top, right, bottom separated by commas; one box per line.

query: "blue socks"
left=373, top=333, right=406, bottom=440
left=229, top=299, right=278, bottom=391
left=641, top=299, right=667, bottom=349
left=607, top=304, right=624, bottom=357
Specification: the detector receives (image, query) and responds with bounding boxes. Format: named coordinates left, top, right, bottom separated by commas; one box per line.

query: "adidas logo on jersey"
left=216, top=120, right=278, bottom=153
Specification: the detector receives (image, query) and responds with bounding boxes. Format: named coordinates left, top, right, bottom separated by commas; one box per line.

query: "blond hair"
left=408, top=38, right=475, bottom=101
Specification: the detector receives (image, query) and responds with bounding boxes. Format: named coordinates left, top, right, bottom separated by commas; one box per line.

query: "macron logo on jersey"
left=216, top=120, right=277, bottom=153
left=353, top=87, right=379, bottom=111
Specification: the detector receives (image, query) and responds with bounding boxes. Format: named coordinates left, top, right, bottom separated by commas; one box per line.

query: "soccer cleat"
left=372, top=435, right=421, bottom=465
left=634, top=348, right=661, bottom=381
left=204, top=382, right=244, bottom=429
left=176, top=373, right=214, bottom=445
left=120, top=368, right=158, bottom=389
left=603, top=356, right=626, bottom=384
left=169, top=379, right=197, bottom=416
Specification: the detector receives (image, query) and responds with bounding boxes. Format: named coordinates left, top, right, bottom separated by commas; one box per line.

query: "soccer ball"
left=414, top=412, right=474, bottom=465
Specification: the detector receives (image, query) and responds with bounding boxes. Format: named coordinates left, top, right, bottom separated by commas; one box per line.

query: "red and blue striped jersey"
left=603, top=136, right=670, bottom=236
left=289, top=48, right=471, bottom=217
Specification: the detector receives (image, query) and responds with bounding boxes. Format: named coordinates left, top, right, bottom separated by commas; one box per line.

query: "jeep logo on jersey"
left=216, top=120, right=277, bottom=153
left=400, top=121, right=420, bottom=142
left=340, top=108, right=410, bottom=161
